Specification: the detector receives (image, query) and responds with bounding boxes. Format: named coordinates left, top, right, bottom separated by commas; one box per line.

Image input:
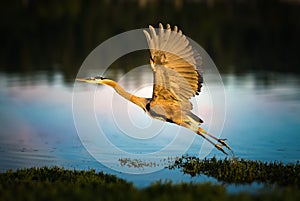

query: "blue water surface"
left=0, top=71, right=299, bottom=190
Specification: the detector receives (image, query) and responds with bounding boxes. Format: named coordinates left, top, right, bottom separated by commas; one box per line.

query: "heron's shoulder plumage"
left=143, top=23, right=203, bottom=108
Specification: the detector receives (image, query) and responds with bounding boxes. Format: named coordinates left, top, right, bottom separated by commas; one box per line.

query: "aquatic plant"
left=169, top=155, right=300, bottom=187
left=119, top=157, right=180, bottom=169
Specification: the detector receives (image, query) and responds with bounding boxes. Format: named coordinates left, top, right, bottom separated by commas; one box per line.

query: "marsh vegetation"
left=1, top=159, right=300, bottom=201
left=170, top=156, right=300, bottom=187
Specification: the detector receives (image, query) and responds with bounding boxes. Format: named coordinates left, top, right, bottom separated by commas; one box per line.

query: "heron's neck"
left=101, top=79, right=147, bottom=111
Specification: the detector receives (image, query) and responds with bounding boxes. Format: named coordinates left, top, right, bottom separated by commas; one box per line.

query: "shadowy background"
left=1, top=0, right=299, bottom=83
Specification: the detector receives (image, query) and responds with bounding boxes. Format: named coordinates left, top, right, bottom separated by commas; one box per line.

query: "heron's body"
left=77, top=23, right=231, bottom=155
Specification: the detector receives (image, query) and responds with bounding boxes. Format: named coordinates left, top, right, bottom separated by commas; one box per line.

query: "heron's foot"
left=215, top=144, right=228, bottom=155
left=218, top=138, right=231, bottom=150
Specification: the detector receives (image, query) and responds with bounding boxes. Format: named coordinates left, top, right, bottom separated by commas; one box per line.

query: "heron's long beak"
left=76, top=77, right=101, bottom=84
left=76, top=78, right=95, bottom=84
left=76, top=78, right=89, bottom=82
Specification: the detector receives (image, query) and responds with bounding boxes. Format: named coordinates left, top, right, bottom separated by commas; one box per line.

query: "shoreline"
left=1, top=157, right=299, bottom=201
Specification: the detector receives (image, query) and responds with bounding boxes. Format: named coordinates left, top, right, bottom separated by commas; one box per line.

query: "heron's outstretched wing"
left=143, top=23, right=203, bottom=111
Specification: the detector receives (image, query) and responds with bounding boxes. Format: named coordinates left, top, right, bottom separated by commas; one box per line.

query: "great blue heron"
left=77, top=23, right=231, bottom=155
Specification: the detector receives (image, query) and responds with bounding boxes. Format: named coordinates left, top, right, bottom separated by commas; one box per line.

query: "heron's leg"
left=196, top=131, right=228, bottom=155
left=198, top=128, right=231, bottom=150
left=179, top=121, right=229, bottom=155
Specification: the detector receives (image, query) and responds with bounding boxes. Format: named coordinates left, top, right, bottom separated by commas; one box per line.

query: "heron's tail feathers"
left=196, top=127, right=232, bottom=155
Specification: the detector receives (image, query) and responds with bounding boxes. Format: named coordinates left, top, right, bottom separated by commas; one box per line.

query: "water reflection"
left=0, top=70, right=299, bottom=184
left=0, top=72, right=83, bottom=170
left=222, top=72, right=300, bottom=162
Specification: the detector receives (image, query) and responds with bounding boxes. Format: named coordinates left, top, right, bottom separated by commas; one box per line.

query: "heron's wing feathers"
left=143, top=23, right=203, bottom=110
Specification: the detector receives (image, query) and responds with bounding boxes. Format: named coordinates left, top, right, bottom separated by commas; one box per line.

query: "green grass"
left=1, top=157, right=300, bottom=201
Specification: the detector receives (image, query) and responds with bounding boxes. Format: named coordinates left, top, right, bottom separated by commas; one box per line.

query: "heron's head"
left=76, top=76, right=107, bottom=84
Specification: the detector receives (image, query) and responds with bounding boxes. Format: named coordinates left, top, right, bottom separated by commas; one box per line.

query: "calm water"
left=0, top=70, right=299, bottom=189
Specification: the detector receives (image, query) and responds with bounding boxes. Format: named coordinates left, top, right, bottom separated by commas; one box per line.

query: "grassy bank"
left=1, top=157, right=300, bottom=201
